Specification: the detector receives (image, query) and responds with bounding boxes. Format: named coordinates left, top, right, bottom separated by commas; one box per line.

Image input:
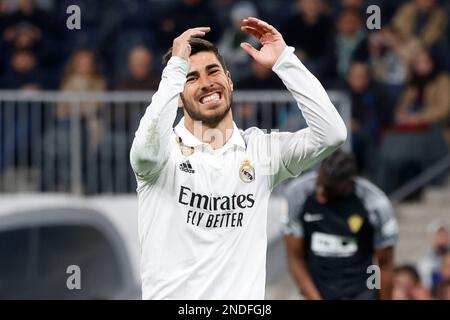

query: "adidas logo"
left=179, top=160, right=195, bottom=174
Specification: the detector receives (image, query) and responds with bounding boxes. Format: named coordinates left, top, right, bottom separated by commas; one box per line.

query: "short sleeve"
left=372, top=197, right=399, bottom=249
left=281, top=172, right=317, bottom=238
left=355, top=178, right=399, bottom=249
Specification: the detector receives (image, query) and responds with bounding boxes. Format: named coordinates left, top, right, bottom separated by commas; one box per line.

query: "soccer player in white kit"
left=130, top=17, right=347, bottom=299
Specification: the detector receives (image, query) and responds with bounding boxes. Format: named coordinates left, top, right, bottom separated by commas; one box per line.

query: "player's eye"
left=186, top=77, right=197, bottom=82
left=209, top=69, right=219, bottom=75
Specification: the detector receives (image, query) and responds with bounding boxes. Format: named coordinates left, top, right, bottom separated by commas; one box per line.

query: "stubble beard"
left=181, top=93, right=233, bottom=128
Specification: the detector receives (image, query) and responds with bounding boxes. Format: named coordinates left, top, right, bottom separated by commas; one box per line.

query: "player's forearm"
left=379, top=265, right=394, bottom=300
left=272, top=46, right=347, bottom=148
left=288, top=258, right=322, bottom=300
left=130, top=56, right=188, bottom=176
left=375, top=246, right=395, bottom=300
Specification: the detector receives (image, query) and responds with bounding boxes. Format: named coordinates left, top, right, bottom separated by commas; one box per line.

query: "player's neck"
left=315, top=190, right=328, bottom=204
left=184, top=114, right=234, bottom=150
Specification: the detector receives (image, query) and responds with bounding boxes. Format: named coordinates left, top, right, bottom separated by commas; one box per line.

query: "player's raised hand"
left=172, top=27, right=211, bottom=61
left=240, top=17, right=286, bottom=69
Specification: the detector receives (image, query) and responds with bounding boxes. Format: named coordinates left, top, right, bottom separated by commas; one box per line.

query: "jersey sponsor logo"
left=178, top=186, right=255, bottom=229
left=311, top=232, right=358, bottom=258
left=186, top=210, right=244, bottom=228
left=178, top=185, right=255, bottom=211
left=347, top=214, right=364, bottom=233
left=179, top=160, right=195, bottom=174
left=304, top=212, right=324, bottom=222
left=239, top=160, right=255, bottom=183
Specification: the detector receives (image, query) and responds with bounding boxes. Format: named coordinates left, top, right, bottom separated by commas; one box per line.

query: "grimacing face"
left=180, top=51, right=233, bottom=127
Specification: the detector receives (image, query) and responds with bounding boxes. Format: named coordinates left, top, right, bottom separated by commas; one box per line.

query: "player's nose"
left=198, top=75, right=214, bottom=91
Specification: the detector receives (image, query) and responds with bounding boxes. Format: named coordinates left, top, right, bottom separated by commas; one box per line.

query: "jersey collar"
left=174, top=117, right=246, bottom=151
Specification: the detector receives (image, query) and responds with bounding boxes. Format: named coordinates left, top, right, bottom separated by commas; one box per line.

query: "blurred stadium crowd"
left=393, top=218, right=450, bottom=300
left=1, top=0, right=449, bottom=193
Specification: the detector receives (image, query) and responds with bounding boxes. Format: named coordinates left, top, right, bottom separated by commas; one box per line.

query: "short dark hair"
left=338, top=8, right=363, bottom=23
left=394, top=265, right=421, bottom=284
left=318, top=149, right=357, bottom=199
left=162, top=38, right=227, bottom=72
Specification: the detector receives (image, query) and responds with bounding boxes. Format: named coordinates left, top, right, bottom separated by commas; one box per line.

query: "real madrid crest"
left=347, top=214, right=363, bottom=233
left=176, top=136, right=194, bottom=156
left=239, top=160, right=255, bottom=183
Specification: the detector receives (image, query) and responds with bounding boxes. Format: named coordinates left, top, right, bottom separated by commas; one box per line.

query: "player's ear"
left=226, top=71, right=233, bottom=91
left=178, top=95, right=184, bottom=108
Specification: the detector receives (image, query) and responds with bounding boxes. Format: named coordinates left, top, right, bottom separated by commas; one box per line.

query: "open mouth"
left=199, top=91, right=222, bottom=107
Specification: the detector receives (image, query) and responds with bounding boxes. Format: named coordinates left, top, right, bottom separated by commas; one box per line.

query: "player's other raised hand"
left=172, top=27, right=211, bottom=61
left=240, top=17, right=287, bottom=69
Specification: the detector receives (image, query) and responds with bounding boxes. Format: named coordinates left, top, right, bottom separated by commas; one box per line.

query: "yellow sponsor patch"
left=347, top=214, right=363, bottom=233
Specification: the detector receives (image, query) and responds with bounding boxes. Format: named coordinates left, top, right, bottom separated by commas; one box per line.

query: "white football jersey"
left=130, top=46, right=347, bottom=299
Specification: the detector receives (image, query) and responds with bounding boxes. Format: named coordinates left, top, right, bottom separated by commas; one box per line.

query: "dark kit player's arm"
left=369, top=183, right=398, bottom=300
left=285, top=236, right=322, bottom=300
left=375, top=246, right=395, bottom=300
left=130, top=27, right=210, bottom=178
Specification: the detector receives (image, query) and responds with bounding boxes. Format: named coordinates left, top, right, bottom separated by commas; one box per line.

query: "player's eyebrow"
left=205, top=63, right=221, bottom=71
left=186, top=64, right=221, bottom=79
left=186, top=70, right=199, bottom=79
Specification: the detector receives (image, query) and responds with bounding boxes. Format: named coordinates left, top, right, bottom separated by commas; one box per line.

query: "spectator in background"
left=1, top=48, right=44, bottom=90
left=107, top=0, right=161, bottom=84
left=432, top=250, right=450, bottom=297
left=334, top=8, right=368, bottom=81
left=339, top=0, right=364, bottom=13
left=0, top=0, right=11, bottom=14
left=376, top=47, right=450, bottom=195
left=1, top=0, right=56, bottom=70
left=435, top=280, right=450, bottom=300
left=394, top=48, right=450, bottom=126
left=417, top=218, right=450, bottom=290
left=156, top=0, right=221, bottom=49
left=392, top=0, right=447, bottom=49
left=59, top=48, right=106, bottom=149
left=368, top=25, right=421, bottom=109
left=42, top=49, right=106, bottom=192
left=2, top=0, right=50, bottom=34
left=117, top=45, right=159, bottom=91
left=346, top=62, right=385, bottom=175
left=3, top=21, right=41, bottom=50
left=393, top=265, right=431, bottom=300
left=217, top=1, right=259, bottom=84
left=0, top=0, right=7, bottom=75
left=236, top=58, right=284, bottom=129
left=0, top=49, right=47, bottom=91
left=59, top=49, right=106, bottom=94
left=238, top=58, right=284, bottom=90
left=105, top=45, right=160, bottom=193
left=0, top=47, right=44, bottom=175
left=282, top=0, right=333, bottom=83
